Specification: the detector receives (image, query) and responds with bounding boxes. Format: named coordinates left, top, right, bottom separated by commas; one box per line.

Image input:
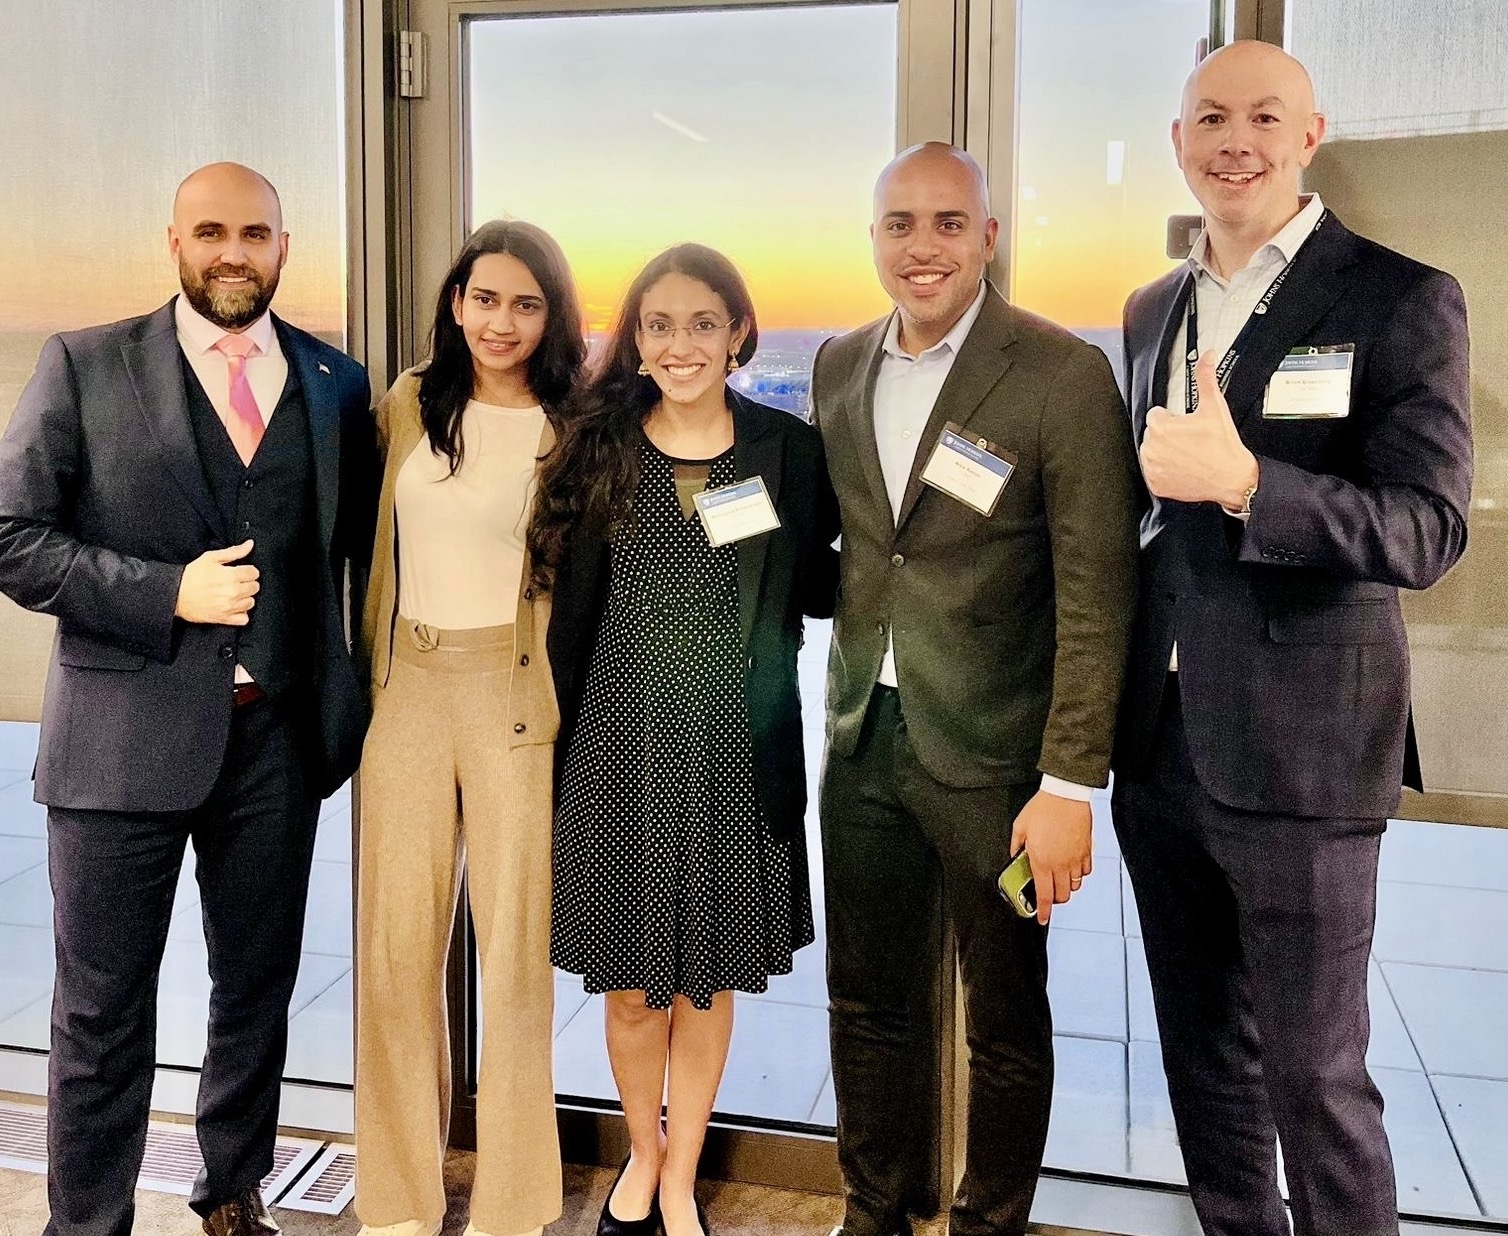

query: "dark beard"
left=178, top=259, right=279, bottom=330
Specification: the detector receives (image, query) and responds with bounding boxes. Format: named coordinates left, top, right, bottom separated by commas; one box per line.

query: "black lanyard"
left=1184, top=209, right=1327, bottom=412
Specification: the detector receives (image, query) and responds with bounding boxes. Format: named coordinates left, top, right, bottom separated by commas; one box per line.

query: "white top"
left=174, top=296, right=286, bottom=428
left=395, top=400, right=546, bottom=630
left=870, top=283, right=1090, bottom=800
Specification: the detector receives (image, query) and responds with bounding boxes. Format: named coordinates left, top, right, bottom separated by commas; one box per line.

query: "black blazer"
left=0, top=299, right=376, bottom=810
left=546, top=389, right=839, bottom=842
left=1113, top=213, right=1473, bottom=818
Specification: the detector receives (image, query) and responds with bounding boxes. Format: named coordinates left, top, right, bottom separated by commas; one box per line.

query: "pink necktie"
left=213, top=334, right=266, bottom=465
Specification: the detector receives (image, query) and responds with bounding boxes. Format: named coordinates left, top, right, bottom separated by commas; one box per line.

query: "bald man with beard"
left=1111, top=42, right=1472, bottom=1236
left=0, top=162, right=374, bottom=1236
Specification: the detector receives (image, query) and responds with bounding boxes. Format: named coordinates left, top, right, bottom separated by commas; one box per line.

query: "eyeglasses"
left=637, top=319, right=734, bottom=342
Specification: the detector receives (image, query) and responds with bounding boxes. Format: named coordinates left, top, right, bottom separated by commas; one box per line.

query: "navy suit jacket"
left=547, top=390, right=839, bottom=843
left=0, top=299, right=376, bottom=811
left=1113, top=213, right=1473, bottom=819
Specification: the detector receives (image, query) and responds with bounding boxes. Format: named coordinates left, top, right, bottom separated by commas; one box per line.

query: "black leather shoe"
left=202, top=1190, right=280, bottom=1236
left=598, top=1158, right=661, bottom=1236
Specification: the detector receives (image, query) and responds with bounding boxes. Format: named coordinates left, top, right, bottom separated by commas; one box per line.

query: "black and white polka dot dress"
left=551, top=442, right=815, bottom=1011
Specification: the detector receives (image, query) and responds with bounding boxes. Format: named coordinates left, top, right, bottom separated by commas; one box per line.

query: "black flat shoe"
left=598, top=1157, right=662, bottom=1236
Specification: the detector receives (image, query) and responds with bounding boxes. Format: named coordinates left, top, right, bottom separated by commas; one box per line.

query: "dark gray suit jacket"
left=1113, top=213, right=1473, bottom=818
left=0, top=299, right=376, bottom=811
left=812, top=288, right=1140, bottom=790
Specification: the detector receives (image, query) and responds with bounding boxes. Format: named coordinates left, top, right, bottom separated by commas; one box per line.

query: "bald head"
left=874, top=142, right=990, bottom=219
left=168, top=162, right=288, bottom=332
left=1181, top=40, right=1316, bottom=121
left=870, top=141, right=998, bottom=355
left=1172, top=41, right=1325, bottom=268
left=173, top=162, right=282, bottom=232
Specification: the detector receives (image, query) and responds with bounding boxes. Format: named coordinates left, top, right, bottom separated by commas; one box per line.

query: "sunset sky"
left=467, top=5, right=899, bottom=334
left=1, top=0, right=1208, bottom=339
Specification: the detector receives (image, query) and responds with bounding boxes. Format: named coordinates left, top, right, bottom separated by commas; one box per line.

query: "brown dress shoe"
left=202, top=1189, right=281, bottom=1236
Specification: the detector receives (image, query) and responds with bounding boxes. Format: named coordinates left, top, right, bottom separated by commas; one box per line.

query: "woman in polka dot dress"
left=529, top=245, right=838, bottom=1236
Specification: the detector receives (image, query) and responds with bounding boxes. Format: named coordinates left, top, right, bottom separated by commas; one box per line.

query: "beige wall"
left=1308, top=132, right=1508, bottom=803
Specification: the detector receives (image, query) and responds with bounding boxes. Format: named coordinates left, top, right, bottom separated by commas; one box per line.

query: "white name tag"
left=919, top=423, right=1016, bottom=516
left=1262, top=345, right=1354, bottom=420
left=693, top=475, right=781, bottom=547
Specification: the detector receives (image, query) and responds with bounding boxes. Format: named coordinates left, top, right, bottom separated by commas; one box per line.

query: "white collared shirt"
left=870, top=283, right=1091, bottom=800
left=174, top=295, right=288, bottom=429
left=1163, top=193, right=1326, bottom=416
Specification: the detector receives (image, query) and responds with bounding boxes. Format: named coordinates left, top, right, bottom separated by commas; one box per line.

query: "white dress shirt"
left=870, top=283, right=1092, bottom=801
left=174, top=295, right=287, bottom=429
left=1163, top=193, right=1326, bottom=416
left=174, top=296, right=288, bottom=685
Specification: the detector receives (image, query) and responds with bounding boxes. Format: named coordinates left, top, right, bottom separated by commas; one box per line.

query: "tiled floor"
left=4, top=624, right=1508, bottom=1222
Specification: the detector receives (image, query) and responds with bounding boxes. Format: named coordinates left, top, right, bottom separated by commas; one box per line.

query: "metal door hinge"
left=398, top=30, right=427, bottom=99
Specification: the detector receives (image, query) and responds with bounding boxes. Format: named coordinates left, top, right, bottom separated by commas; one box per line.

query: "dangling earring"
left=637, top=360, right=650, bottom=377
left=726, top=354, right=740, bottom=374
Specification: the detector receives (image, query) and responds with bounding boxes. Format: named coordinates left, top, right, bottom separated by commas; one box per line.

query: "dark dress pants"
left=1111, top=684, right=1397, bottom=1236
left=43, top=696, right=321, bottom=1236
left=821, top=686, right=1051, bottom=1236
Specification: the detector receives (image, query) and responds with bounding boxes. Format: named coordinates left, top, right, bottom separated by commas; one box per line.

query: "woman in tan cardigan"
left=353, top=221, right=585, bottom=1236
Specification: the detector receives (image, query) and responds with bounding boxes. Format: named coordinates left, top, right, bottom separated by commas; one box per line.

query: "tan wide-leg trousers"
left=355, top=621, right=560, bottom=1235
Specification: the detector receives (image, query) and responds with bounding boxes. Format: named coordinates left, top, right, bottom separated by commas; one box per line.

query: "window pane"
left=1013, top=0, right=1208, bottom=383
left=467, top=4, right=897, bottom=417
left=1013, top=0, right=1208, bottom=1187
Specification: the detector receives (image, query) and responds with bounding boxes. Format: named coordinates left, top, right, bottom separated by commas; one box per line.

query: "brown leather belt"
left=231, top=682, right=266, bottom=708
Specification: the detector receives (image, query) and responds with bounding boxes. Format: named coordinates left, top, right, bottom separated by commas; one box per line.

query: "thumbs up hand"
left=1139, top=351, right=1260, bottom=509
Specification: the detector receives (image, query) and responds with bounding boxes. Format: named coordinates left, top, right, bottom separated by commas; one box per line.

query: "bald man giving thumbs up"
left=1139, top=350, right=1260, bottom=510
left=1110, top=40, right=1472, bottom=1236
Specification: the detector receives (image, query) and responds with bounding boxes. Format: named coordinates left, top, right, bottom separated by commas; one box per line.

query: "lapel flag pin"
left=318, top=362, right=331, bottom=374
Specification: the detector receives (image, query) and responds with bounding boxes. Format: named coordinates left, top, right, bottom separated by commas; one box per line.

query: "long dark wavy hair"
left=527, top=243, right=759, bottom=590
left=417, top=219, right=586, bottom=473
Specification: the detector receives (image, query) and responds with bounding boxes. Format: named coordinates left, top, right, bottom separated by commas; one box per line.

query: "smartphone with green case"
left=996, top=850, right=1037, bottom=919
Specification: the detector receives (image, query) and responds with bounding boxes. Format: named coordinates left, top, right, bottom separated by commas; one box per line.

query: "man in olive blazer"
left=812, top=143, right=1140, bottom=1236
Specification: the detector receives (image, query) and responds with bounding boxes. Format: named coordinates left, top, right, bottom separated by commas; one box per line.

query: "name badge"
left=919, top=422, right=1016, bottom=516
left=693, top=475, right=781, bottom=547
left=1262, top=345, right=1354, bottom=420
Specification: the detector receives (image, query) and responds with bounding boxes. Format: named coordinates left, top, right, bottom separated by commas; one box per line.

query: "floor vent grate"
left=0, top=1101, right=326, bottom=1205
left=0, top=1100, right=47, bottom=1172
left=274, top=1145, right=355, bottom=1214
